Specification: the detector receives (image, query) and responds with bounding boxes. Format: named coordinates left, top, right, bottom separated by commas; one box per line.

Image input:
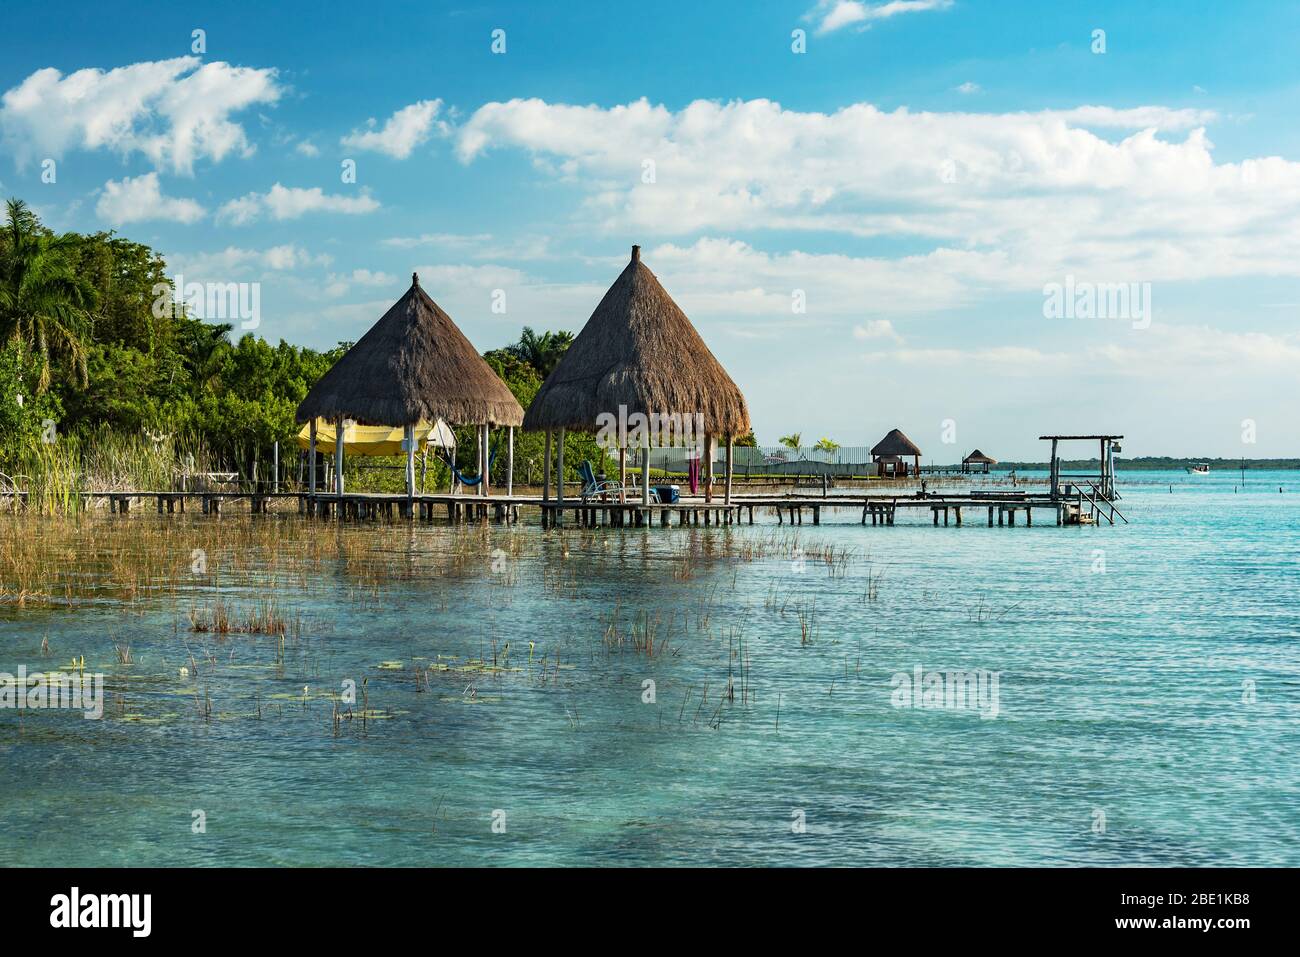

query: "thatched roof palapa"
left=523, top=246, right=749, bottom=438
left=963, top=449, right=997, bottom=464
left=296, top=274, right=523, bottom=428
left=871, top=428, right=923, bottom=458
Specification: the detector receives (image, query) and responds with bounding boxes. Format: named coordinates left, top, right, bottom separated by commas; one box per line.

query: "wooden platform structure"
left=26, top=486, right=1123, bottom=528
left=1042, top=434, right=1128, bottom=525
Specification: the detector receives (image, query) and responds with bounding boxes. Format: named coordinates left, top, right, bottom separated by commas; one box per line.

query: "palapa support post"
left=704, top=434, right=715, bottom=503
left=543, top=430, right=552, bottom=503
left=477, top=426, right=485, bottom=498
left=641, top=442, right=651, bottom=508
left=506, top=426, right=514, bottom=498
left=618, top=447, right=627, bottom=504
left=334, top=414, right=346, bottom=497
left=725, top=433, right=733, bottom=505
left=556, top=426, right=566, bottom=525
left=308, top=419, right=317, bottom=497
left=404, top=422, right=416, bottom=506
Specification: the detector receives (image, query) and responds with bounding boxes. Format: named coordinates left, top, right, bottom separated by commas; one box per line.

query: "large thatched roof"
left=871, top=428, right=923, bottom=457
left=296, top=274, right=523, bottom=428
left=523, top=246, right=749, bottom=437
left=963, top=449, right=997, bottom=464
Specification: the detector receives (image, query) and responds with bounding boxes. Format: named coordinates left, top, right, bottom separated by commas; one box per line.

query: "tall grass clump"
left=0, top=425, right=216, bottom=515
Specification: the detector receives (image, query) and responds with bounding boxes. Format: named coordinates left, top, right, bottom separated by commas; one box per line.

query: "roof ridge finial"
left=631, top=244, right=641, bottom=264
left=412, top=271, right=420, bottom=287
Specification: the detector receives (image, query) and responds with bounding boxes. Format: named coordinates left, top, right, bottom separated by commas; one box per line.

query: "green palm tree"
left=0, top=198, right=96, bottom=389
left=778, top=433, right=802, bottom=450
left=505, top=326, right=574, bottom=377
left=814, top=437, right=839, bottom=454
left=176, top=315, right=234, bottom=391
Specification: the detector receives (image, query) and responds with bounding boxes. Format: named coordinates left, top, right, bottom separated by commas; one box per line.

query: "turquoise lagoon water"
left=1, top=469, right=1297, bottom=866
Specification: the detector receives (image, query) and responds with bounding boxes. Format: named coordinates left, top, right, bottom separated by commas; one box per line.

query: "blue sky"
left=3, top=0, right=1299, bottom=458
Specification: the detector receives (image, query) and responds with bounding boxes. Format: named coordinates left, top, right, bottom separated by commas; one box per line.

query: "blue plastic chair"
left=579, top=460, right=652, bottom=502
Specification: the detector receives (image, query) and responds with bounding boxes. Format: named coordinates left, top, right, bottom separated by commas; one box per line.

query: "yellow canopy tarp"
left=297, top=418, right=455, bottom=456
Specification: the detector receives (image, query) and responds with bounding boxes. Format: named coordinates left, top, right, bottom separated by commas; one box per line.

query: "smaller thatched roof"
left=963, top=449, right=997, bottom=464
left=297, top=274, right=523, bottom=428
left=523, top=246, right=749, bottom=437
left=871, top=428, right=922, bottom=457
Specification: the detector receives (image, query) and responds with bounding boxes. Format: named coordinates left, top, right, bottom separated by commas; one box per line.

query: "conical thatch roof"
left=296, top=274, right=523, bottom=428
left=963, top=449, right=997, bottom=464
left=871, top=428, right=922, bottom=457
left=523, top=246, right=749, bottom=437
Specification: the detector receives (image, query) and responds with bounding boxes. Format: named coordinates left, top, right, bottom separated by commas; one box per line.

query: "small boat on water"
left=1186, top=463, right=1210, bottom=475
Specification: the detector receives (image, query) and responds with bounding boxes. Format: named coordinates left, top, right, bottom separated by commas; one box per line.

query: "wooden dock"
left=2, top=485, right=1125, bottom=527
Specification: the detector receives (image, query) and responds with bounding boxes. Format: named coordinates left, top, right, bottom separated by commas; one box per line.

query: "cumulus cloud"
left=454, top=96, right=1300, bottom=287
left=341, top=100, right=445, bottom=159
left=807, top=0, right=953, bottom=35
left=95, top=173, right=204, bottom=224
left=323, top=268, right=398, bottom=297
left=0, top=57, right=280, bottom=174
left=862, top=324, right=1300, bottom=378
left=643, top=237, right=1007, bottom=317
left=168, top=243, right=331, bottom=277
left=853, top=319, right=904, bottom=342
left=216, top=183, right=380, bottom=225
left=381, top=231, right=554, bottom=261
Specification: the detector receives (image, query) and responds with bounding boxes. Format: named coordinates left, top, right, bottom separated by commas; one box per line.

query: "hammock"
left=448, top=449, right=497, bottom=487
left=688, top=456, right=700, bottom=494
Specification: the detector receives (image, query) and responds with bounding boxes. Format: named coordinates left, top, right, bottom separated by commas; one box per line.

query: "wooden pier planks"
left=10, top=488, right=1120, bottom=528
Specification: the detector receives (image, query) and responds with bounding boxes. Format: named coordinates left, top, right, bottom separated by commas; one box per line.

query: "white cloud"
left=955, top=82, right=981, bottom=95
left=167, top=243, right=331, bottom=277
left=410, top=263, right=528, bottom=290
left=644, top=237, right=1004, bottom=316
left=323, top=268, right=398, bottom=297
left=853, top=319, right=903, bottom=342
left=381, top=231, right=554, bottom=260
left=455, top=96, right=1300, bottom=287
left=0, top=57, right=280, bottom=174
left=95, top=173, right=204, bottom=224
left=860, top=324, right=1300, bottom=377
left=807, top=0, right=953, bottom=35
left=295, top=140, right=320, bottom=157
left=341, top=100, right=445, bottom=159
left=1049, top=105, right=1216, bottom=131
left=216, top=183, right=380, bottom=225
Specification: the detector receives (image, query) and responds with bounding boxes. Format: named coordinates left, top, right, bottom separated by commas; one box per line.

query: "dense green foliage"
left=0, top=198, right=623, bottom=489
left=1, top=199, right=349, bottom=482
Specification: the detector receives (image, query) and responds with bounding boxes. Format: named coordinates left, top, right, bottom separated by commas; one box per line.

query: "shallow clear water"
left=2, top=469, right=1297, bottom=866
